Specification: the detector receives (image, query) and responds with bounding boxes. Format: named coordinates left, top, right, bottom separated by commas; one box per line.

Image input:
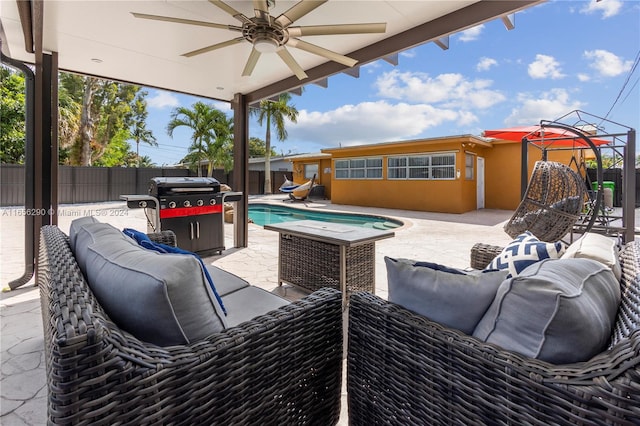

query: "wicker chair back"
left=504, top=161, right=587, bottom=242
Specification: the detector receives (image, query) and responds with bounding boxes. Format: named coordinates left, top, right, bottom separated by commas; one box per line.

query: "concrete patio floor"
left=1, top=195, right=517, bottom=425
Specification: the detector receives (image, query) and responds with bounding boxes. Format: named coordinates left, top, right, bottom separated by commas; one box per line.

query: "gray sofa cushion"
left=207, top=265, right=251, bottom=296
left=385, top=257, right=509, bottom=334
left=69, top=216, right=99, bottom=252
left=83, top=224, right=227, bottom=346
left=73, top=221, right=130, bottom=275
left=473, top=258, right=620, bottom=364
left=222, top=286, right=289, bottom=328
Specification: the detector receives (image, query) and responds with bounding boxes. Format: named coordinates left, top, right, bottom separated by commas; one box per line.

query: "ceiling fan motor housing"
left=243, top=21, right=288, bottom=52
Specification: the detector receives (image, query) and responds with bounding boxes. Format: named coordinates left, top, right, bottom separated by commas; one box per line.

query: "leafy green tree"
left=1, top=66, right=26, bottom=163
left=167, top=102, right=230, bottom=177
left=94, top=128, right=132, bottom=167
left=248, top=136, right=277, bottom=158
left=250, top=93, right=299, bottom=194
left=59, top=73, right=148, bottom=166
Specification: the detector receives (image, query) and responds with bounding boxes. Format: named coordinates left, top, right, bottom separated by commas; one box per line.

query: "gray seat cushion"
left=69, top=216, right=99, bottom=252
left=385, top=257, right=509, bottom=334
left=222, top=286, right=289, bottom=328
left=473, top=258, right=620, bottom=364
left=206, top=265, right=251, bottom=296
left=82, top=223, right=227, bottom=346
left=73, top=221, right=130, bottom=275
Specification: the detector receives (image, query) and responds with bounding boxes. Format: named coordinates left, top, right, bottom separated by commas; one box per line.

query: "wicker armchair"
left=38, top=225, right=343, bottom=425
left=347, top=242, right=640, bottom=425
left=504, top=161, right=588, bottom=242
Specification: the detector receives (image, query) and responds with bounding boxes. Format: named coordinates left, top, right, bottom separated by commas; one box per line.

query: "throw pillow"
left=561, top=232, right=621, bottom=281
left=68, top=216, right=99, bottom=252
left=123, top=228, right=226, bottom=315
left=386, top=257, right=509, bottom=334
left=473, top=258, right=620, bottom=364
left=83, top=225, right=227, bottom=346
left=484, top=231, right=564, bottom=278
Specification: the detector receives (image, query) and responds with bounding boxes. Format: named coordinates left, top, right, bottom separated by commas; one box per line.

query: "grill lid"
left=149, top=177, right=221, bottom=196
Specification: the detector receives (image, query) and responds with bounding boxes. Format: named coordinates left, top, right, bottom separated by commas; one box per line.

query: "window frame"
left=334, top=157, right=383, bottom=180
left=387, top=152, right=456, bottom=180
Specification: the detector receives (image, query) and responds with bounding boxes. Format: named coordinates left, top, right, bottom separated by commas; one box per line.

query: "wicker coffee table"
left=265, top=220, right=395, bottom=307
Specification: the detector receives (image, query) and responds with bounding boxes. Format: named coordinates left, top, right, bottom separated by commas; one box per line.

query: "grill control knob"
left=183, top=200, right=191, bottom=207
left=196, top=199, right=204, bottom=206
left=210, top=198, right=216, bottom=205
left=168, top=201, right=176, bottom=209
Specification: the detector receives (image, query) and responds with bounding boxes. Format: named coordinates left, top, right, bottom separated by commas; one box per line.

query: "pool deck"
left=1, top=195, right=517, bottom=425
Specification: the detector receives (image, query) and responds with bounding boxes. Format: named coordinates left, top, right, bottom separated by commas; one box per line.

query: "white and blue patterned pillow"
left=485, top=232, right=564, bottom=278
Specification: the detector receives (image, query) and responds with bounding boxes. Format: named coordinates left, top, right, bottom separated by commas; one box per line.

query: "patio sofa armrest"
left=348, top=241, right=640, bottom=425
left=38, top=225, right=343, bottom=425
left=469, top=242, right=503, bottom=269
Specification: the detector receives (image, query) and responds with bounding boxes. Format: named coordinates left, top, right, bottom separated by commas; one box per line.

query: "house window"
left=304, top=163, right=318, bottom=180
left=465, top=153, right=474, bottom=180
left=334, top=157, right=383, bottom=179
left=388, top=153, right=456, bottom=180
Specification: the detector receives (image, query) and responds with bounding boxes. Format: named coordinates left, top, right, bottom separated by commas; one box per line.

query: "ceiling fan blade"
left=277, top=47, right=308, bottom=80
left=131, top=12, right=234, bottom=30
left=288, top=38, right=357, bottom=68
left=288, top=23, right=386, bottom=37
left=253, top=0, right=270, bottom=20
left=242, top=48, right=262, bottom=76
left=209, top=0, right=252, bottom=24
left=275, top=0, right=328, bottom=28
left=182, top=37, right=244, bottom=58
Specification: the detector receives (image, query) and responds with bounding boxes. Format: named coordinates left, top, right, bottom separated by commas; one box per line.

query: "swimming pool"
left=248, top=204, right=402, bottom=229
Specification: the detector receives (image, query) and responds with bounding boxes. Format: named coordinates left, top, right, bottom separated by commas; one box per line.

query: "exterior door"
left=477, top=157, right=485, bottom=209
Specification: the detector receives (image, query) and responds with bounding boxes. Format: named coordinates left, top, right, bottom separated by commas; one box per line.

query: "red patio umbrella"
left=483, top=125, right=610, bottom=147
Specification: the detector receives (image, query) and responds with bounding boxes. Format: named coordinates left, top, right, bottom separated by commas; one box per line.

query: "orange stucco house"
left=289, top=135, right=583, bottom=214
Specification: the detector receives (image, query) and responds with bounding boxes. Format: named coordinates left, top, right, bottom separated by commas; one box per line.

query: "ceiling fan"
left=132, top=0, right=386, bottom=80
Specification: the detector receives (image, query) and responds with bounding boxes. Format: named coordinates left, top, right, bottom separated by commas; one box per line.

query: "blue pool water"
left=248, top=204, right=402, bottom=230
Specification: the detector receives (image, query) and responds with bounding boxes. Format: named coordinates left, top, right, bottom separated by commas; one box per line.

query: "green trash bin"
left=591, top=181, right=615, bottom=192
left=592, top=181, right=615, bottom=209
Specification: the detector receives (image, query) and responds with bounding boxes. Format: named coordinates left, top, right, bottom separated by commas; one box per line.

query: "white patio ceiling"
left=0, top=0, right=543, bottom=103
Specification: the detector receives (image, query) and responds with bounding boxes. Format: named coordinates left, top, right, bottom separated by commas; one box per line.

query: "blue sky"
left=139, top=0, right=640, bottom=166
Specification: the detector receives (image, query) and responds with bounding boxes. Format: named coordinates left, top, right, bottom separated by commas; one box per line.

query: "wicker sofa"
left=38, top=224, right=343, bottom=425
left=347, top=241, right=640, bottom=425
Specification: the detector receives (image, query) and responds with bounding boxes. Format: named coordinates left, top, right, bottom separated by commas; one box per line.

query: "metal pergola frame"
left=519, top=110, right=636, bottom=244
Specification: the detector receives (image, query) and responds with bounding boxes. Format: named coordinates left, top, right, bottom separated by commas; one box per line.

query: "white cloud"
left=400, top=49, right=417, bottom=59
left=504, top=89, right=585, bottom=126
left=580, top=0, right=622, bottom=18
left=528, top=54, right=566, bottom=79
left=374, top=70, right=505, bottom=109
left=286, top=101, right=467, bottom=148
left=147, top=91, right=180, bottom=109
left=458, top=25, right=484, bottom=42
left=477, top=57, right=498, bottom=72
left=577, top=73, right=590, bottom=82
left=584, top=49, right=634, bottom=77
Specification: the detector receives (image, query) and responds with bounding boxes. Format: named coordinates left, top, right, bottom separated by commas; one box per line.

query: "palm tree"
left=131, top=122, right=157, bottom=167
left=167, top=102, right=221, bottom=177
left=204, top=114, right=234, bottom=176
left=251, top=93, right=299, bottom=194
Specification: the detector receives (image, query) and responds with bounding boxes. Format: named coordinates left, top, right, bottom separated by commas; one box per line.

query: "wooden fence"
left=0, top=164, right=283, bottom=206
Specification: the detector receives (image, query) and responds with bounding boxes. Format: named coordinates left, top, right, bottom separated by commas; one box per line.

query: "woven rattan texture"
left=38, top=225, right=343, bottom=425
left=504, top=161, right=587, bottom=242
left=469, top=243, right=504, bottom=270
left=348, top=242, right=640, bottom=425
left=279, top=234, right=375, bottom=295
